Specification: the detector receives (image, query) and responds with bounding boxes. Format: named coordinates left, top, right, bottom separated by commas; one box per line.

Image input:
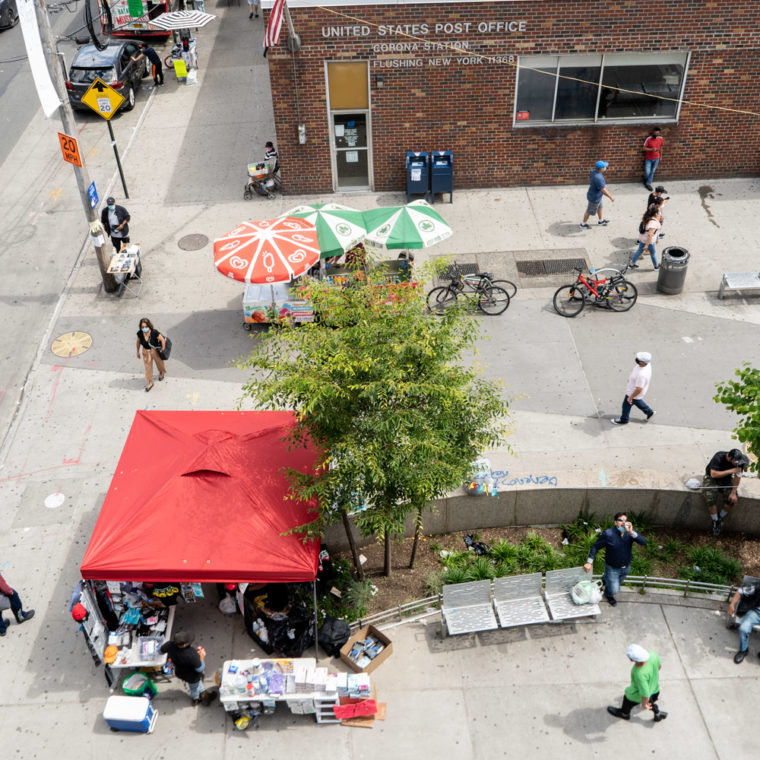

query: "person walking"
left=136, top=317, right=167, bottom=392
left=159, top=631, right=218, bottom=706
left=642, top=127, right=663, bottom=191
left=580, top=160, right=614, bottom=229
left=131, top=43, right=163, bottom=86
left=629, top=206, right=662, bottom=270
left=101, top=197, right=130, bottom=255
left=0, top=570, right=35, bottom=637
left=611, top=352, right=655, bottom=425
left=702, top=448, right=749, bottom=535
left=247, top=0, right=260, bottom=19
left=727, top=581, right=760, bottom=663
left=583, top=512, right=647, bottom=606
left=607, top=644, right=667, bottom=722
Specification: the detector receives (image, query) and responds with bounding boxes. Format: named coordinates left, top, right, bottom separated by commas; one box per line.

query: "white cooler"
left=103, top=695, right=157, bottom=733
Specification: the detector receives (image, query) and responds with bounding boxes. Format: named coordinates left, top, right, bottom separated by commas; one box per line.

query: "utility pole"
left=32, top=0, right=118, bottom=293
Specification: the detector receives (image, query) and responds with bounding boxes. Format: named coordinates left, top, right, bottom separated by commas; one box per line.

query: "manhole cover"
left=178, top=233, right=209, bottom=251
left=51, top=331, right=92, bottom=357
left=516, top=257, right=587, bottom=276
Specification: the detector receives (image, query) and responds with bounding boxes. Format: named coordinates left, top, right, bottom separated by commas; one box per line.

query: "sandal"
left=158, top=374, right=165, bottom=381
left=145, top=383, right=154, bottom=392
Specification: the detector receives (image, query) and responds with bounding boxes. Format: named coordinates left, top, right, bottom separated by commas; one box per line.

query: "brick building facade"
left=265, top=0, right=760, bottom=194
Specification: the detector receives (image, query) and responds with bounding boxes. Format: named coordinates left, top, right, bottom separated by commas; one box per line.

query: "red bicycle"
left=553, top=265, right=637, bottom=317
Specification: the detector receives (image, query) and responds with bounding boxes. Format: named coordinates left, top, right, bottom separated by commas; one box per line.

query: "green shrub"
left=429, top=541, right=443, bottom=554
left=516, top=532, right=564, bottom=573
left=489, top=539, right=518, bottom=563
left=679, top=546, right=742, bottom=586
left=465, top=556, right=496, bottom=581
left=646, top=537, right=682, bottom=563
left=630, top=553, right=653, bottom=577
left=425, top=571, right=445, bottom=596
left=494, top=558, right=518, bottom=578
left=442, top=565, right=468, bottom=585
left=560, top=513, right=600, bottom=543
left=440, top=550, right=472, bottom=570
left=344, top=580, right=375, bottom=616
left=561, top=532, right=599, bottom=568
left=626, top=511, right=654, bottom=535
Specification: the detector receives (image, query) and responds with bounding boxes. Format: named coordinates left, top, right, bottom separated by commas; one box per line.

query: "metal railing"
left=349, top=575, right=737, bottom=631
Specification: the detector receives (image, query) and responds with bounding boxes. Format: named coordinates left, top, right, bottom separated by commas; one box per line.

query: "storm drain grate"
left=440, top=263, right=480, bottom=280
left=516, top=258, right=587, bottom=276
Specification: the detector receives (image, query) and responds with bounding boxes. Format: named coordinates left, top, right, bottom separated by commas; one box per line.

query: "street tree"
left=238, top=264, right=510, bottom=577
left=714, top=362, right=760, bottom=472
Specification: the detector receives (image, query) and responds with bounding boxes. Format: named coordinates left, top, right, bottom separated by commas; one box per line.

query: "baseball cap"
left=106, top=197, right=115, bottom=205
left=626, top=644, right=650, bottom=663
left=635, top=351, right=652, bottom=364
left=104, top=645, right=119, bottom=664
left=729, top=449, right=750, bottom=468
left=655, top=186, right=667, bottom=193
left=71, top=603, right=88, bottom=622
left=595, top=160, right=609, bottom=169
left=173, top=630, right=194, bottom=645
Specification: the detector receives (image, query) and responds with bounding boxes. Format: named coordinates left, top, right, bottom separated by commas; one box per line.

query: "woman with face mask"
left=136, top=317, right=166, bottom=391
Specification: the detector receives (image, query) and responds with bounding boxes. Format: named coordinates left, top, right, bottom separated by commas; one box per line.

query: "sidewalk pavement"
left=1, top=5, right=760, bottom=756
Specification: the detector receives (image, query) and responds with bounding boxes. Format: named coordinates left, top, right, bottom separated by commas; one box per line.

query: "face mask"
left=141, top=327, right=150, bottom=333
left=617, top=524, right=626, bottom=533
left=108, top=205, right=115, bottom=211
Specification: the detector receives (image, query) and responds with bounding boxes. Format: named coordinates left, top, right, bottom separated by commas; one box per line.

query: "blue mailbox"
left=406, top=151, right=429, bottom=202
left=430, top=150, right=453, bottom=203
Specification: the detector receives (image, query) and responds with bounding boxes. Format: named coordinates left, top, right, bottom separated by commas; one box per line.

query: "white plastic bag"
left=218, top=595, right=237, bottom=615
left=571, top=579, right=603, bottom=605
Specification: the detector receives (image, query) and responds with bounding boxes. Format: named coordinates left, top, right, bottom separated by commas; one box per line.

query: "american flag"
left=263, top=0, right=286, bottom=56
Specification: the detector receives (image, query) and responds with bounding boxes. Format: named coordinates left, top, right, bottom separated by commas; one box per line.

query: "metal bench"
left=493, top=573, right=550, bottom=628
left=441, top=580, right=498, bottom=635
left=718, top=272, right=760, bottom=299
left=544, top=567, right=601, bottom=621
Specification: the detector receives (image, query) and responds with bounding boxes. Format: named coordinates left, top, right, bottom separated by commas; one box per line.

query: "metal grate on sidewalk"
left=516, top=258, right=587, bottom=277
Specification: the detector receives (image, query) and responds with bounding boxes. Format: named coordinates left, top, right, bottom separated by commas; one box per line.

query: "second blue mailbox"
left=430, top=150, right=453, bottom=203
left=406, top=151, right=429, bottom=202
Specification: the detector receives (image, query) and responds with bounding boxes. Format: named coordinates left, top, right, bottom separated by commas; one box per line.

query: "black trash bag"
left=316, top=543, right=335, bottom=594
left=270, top=605, right=314, bottom=658
left=463, top=533, right=490, bottom=556
left=318, top=616, right=351, bottom=656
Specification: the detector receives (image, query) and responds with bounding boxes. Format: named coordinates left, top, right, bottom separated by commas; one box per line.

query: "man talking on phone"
left=584, top=513, right=647, bottom=607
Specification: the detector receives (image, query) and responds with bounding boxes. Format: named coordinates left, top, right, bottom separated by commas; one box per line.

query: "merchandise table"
left=219, top=657, right=372, bottom=724
left=107, top=244, right=142, bottom=297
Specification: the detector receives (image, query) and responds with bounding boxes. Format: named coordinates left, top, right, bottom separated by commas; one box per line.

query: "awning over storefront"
left=80, top=410, right=319, bottom=583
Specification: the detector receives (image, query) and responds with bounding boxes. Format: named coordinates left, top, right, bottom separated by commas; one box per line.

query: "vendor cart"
left=243, top=282, right=315, bottom=327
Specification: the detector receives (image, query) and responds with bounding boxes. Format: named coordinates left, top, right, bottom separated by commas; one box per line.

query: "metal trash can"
left=656, top=246, right=690, bottom=295
left=430, top=150, right=453, bottom=203
left=405, top=151, right=429, bottom=202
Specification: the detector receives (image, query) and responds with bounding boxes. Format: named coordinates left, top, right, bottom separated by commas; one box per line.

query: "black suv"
left=66, top=40, right=147, bottom=114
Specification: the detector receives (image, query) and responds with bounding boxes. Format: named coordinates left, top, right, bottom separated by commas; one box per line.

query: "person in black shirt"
left=583, top=512, right=647, bottom=606
left=131, top=43, right=164, bottom=86
left=136, top=317, right=167, bottom=392
left=702, top=449, right=749, bottom=535
left=160, top=631, right=217, bottom=705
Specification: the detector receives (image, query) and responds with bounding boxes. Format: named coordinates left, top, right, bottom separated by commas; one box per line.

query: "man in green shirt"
left=607, top=644, right=667, bottom=722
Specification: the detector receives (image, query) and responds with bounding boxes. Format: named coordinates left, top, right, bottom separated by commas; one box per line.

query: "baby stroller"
left=244, top=160, right=280, bottom=200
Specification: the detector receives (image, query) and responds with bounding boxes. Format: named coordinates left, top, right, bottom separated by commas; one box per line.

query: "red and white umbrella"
left=213, top=217, right=320, bottom=283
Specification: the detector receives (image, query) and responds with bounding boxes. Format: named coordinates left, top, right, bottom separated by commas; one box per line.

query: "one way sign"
left=81, top=78, right=125, bottom=121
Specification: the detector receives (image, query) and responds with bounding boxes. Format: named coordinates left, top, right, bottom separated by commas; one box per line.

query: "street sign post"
left=57, top=132, right=82, bottom=167
left=80, top=78, right=129, bottom=198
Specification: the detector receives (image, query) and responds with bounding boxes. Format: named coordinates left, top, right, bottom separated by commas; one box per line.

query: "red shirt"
left=0, top=572, right=14, bottom=596
left=644, top=136, right=663, bottom=159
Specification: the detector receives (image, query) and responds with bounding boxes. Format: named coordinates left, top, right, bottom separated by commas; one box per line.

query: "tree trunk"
left=383, top=530, right=392, bottom=577
left=341, top=509, right=364, bottom=581
left=409, top=508, right=423, bottom=569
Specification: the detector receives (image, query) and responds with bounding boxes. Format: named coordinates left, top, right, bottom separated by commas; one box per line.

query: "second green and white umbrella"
left=283, top=203, right=367, bottom=258
left=363, top=199, right=453, bottom=249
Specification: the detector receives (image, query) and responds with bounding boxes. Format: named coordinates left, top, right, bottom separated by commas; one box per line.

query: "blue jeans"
left=631, top=241, right=658, bottom=267
left=619, top=395, right=653, bottom=423
left=603, top=564, right=630, bottom=598
left=188, top=679, right=204, bottom=701
left=0, top=589, right=23, bottom=632
left=644, top=158, right=660, bottom=186
left=738, top=608, right=760, bottom=652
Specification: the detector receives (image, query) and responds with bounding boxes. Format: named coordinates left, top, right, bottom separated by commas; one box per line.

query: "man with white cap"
left=607, top=644, right=667, bottom=722
left=611, top=352, right=655, bottom=425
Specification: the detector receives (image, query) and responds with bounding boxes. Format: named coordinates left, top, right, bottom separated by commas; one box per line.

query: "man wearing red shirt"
left=643, top=127, right=663, bottom=191
left=0, top=571, right=35, bottom=636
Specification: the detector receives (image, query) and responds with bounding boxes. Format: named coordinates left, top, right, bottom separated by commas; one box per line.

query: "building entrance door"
left=332, top=113, right=369, bottom=190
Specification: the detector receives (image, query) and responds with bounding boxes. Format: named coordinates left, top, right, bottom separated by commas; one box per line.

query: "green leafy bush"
left=494, top=558, right=518, bottom=578
left=442, top=565, right=468, bottom=585
left=465, top=556, right=496, bottom=581
left=679, top=546, right=742, bottom=586
left=489, top=539, right=518, bottom=564
left=425, top=571, right=445, bottom=596
left=440, top=550, right=472, bottom=570
left=515, top=532, right=564, bottom=573
left=630, top=554, right=653, bottom=577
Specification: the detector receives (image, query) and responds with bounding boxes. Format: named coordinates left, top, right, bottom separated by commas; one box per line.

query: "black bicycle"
left=427, top=266, right=510, bottom=316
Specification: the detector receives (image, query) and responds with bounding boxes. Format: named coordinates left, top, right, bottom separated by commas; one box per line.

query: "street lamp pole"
left=32, top=0, right=119, bottom=293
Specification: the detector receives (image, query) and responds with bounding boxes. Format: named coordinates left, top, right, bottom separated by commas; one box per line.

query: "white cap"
left=635, top=352, right=652, bottom=364
left=627, top=644, right=650, bottom=662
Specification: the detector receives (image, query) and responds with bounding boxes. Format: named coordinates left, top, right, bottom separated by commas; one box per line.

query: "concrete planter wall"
left=324, top=488, right=760, bottom=551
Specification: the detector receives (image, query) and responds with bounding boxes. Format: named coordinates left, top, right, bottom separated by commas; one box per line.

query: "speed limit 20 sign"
left=58, top=132, right=82, bottom=167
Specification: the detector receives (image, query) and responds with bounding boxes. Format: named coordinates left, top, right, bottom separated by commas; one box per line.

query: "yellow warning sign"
left=51, top=331, right=93, bottom=358
left=81, top=78, right=125, bottom=121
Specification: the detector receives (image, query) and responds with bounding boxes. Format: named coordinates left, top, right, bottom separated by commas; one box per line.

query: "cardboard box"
left=339, top=625, right=393, bottom=674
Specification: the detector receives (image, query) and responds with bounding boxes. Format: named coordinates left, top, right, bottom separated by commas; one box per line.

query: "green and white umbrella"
left=363, top=199, right=453, bottom=249
left=282, top=203, right=367, bottom=259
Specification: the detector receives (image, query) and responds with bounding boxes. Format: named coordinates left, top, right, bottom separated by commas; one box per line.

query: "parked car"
left=66, top=40, right=147, bottom=114
left=0, top=0, right=19, bottom=30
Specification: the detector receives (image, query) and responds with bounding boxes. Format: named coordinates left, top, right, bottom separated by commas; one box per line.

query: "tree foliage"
left=238, top=262, right=510, bottom=575
left=714, top=363, right=760, bottom=473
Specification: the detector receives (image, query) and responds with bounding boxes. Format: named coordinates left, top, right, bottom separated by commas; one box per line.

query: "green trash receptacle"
left=656, top=246, right=690, bottom=295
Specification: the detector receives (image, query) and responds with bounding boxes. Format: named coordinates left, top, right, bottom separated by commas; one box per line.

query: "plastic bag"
left=219, top=595, right=237, bottom=615
left=571, top=580, right=603, bottom=605
left=318, top=616, right=351, bottom=656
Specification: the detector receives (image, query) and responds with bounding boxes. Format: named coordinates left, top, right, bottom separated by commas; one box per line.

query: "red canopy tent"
left=80, top=410, right=319, bottom=583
